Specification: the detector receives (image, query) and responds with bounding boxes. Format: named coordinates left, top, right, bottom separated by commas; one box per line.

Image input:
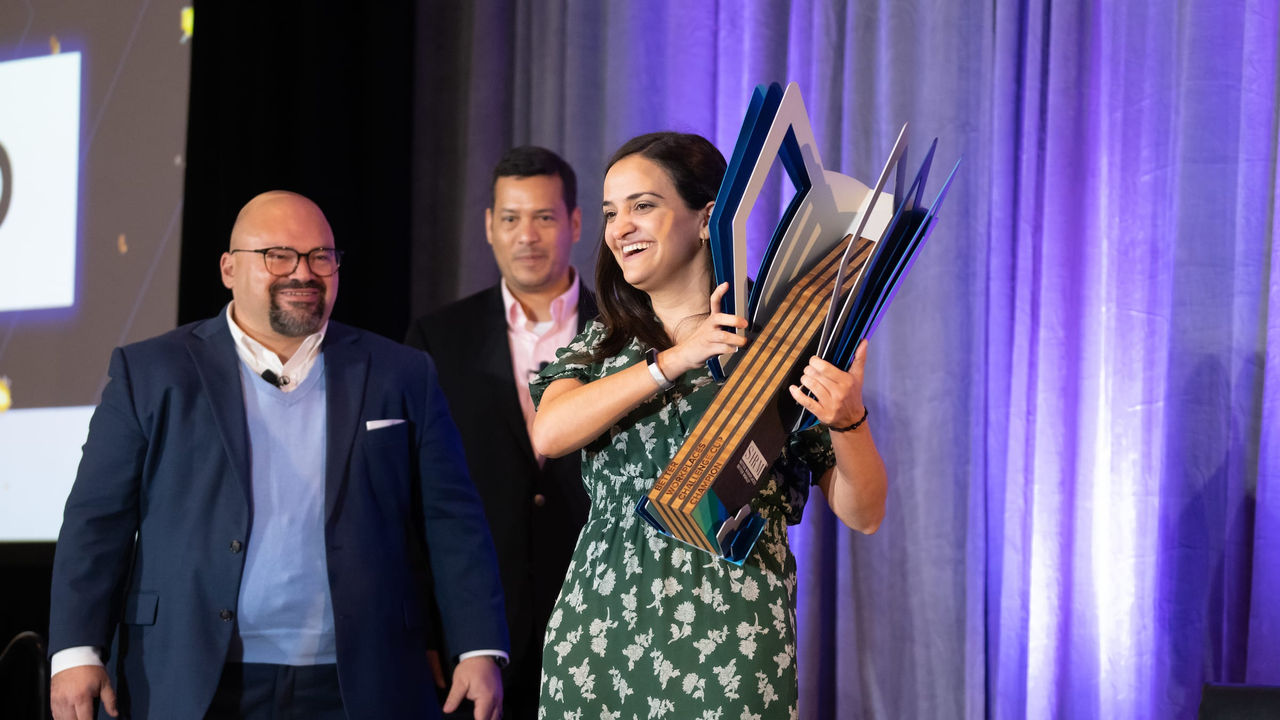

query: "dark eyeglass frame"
left=229, top=247, right=344, bottom=277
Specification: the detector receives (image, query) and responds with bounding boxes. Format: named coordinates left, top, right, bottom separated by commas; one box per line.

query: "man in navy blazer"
left=48, top=191, right=508, bottom=720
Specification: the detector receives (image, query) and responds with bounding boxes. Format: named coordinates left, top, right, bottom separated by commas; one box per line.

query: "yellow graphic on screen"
left=118, top=233, right=129, bottom=254
left=0, top=376, right=12, bottom=413
left=50, top=35, right=61, bottom=54
left=181, top=7, right=194, bottom=43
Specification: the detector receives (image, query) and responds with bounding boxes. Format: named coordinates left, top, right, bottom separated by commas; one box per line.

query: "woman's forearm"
left=818, top=424, right=888, bottom=534
left=531, top=362, right=669, bottom=458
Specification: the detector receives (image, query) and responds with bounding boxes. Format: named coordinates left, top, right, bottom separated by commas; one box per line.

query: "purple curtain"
left=410, top=1, right=1280, bottom=716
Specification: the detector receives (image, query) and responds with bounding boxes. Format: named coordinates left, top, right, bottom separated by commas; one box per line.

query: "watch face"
left=645, top=348, right=672, bottom=389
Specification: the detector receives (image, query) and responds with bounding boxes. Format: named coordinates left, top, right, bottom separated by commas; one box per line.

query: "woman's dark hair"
left=592, top=132, right=727, bottom=361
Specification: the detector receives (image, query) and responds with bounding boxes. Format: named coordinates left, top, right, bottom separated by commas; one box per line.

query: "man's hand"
left=51, top=665, right=118, bottom=720
left=442, top=655, right=503, bottom=720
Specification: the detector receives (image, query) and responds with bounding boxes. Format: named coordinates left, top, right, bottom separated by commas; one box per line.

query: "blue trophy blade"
left=817, top=175, right=903, bottom=361
left=713, top=82, right=784, bottom=318
left=707, top=85, right=769, bottom=381
left=823, top=146, right=935, bottom=366
left=791, top=205, right=923, bottom=432
left=747, top=126, right=812, bottom=323
left=853, top=158, right=960, bottom=348
left=824, top=136, right=938, bottom=367
left=710, top=84, right=771, bottom=308
left=707, top=83, right=785, bottom=381
left=894, top=141, right=907, bottom=214
left=914, top=139, right=939, bottom=211
left=832, top=209, right=927, bottom=369
left=824, top=212, right=926, bottom=363
left=818, top=124, right=909, bottom=359
left=795, top=153, right=955, bottom=433
left=832, top=157, right=958, bottom=372
left=788, top=160, right=921, bottom=427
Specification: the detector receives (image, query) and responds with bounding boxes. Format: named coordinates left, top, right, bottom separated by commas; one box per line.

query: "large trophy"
left=635, top=82, right=958, bottom=563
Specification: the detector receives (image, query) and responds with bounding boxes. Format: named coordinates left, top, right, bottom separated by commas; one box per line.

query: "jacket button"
left=533, top=493, right=547, bottom=507
left=219, top=609, right=234, bottom=621
left=230, top=540, right=243, bottom=553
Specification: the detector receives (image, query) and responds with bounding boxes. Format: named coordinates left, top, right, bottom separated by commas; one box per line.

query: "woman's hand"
left=791, top=339, right=886, bottom=534
left=787, top=339, right=869, bottom=428
left=658, top=282, right=748, bottom=378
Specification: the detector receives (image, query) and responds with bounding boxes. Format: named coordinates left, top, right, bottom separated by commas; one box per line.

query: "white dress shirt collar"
left=224, top=302, right=327, bottom=392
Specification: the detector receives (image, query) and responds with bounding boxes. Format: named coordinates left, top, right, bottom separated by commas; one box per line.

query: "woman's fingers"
left=794, top=354, right=871, bottom=427
left=800, top=368, right=836, bottom=403
left=807, top=356, right=859, bottom=394
left=667, top=285, right=750, bottom=369
left=709, top=282, right=730, bottom=313
left=708, top=285, right=747, bottom=329
left=710, top=312, right=748, bottom=330
left=716, top=329, right=747, bottom=347
left=806, top=355, right=843, bottom=375
left=851, top=339, right=869, bottom=368
left=787, top=384, right=822, bottom=417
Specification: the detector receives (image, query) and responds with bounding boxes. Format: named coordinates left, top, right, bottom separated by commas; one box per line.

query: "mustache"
left=270, top=279, right=324, bottom=292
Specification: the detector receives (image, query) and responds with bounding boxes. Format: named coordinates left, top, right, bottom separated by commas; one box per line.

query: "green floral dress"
left=531, top=321, right=835, bottom=720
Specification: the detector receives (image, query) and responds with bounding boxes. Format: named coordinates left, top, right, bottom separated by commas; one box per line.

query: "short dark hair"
left=491, top=146, right=578, bottom=213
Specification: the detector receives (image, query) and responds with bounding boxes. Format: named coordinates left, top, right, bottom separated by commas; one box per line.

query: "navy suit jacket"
left=49, top=315, right=508, bottom=719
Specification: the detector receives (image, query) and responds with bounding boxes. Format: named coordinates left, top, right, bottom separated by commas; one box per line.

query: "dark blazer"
left=49, top=315, right=507, bottom=719
left=404, top=283, right=593, bottom=707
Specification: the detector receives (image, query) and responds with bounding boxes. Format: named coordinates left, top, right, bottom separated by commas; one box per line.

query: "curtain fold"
left=408, top=1, right=1279, bottom=716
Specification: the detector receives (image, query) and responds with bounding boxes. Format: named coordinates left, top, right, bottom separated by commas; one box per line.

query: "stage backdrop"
left=405, top=1, right=1279, bottom=718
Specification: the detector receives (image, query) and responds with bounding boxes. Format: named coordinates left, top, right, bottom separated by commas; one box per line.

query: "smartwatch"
left=645, top=348, right=674, bottom=391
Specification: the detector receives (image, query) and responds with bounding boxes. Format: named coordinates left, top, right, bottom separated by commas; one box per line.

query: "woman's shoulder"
left=532, top=320, right=614, bottom=395
left=571, top=320, right=646, bottom=367
left=560, top=319, right=607, bottom=365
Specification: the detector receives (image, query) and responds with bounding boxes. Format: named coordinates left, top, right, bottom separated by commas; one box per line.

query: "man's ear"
left=571, top=206, right=582, bottom=244
left=219, top=252, right=235, bottom=289
left=484, top=207, right=494, bottom=246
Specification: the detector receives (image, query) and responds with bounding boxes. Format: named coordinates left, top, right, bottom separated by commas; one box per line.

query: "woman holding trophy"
left=531, top=131, right=887, bottom=717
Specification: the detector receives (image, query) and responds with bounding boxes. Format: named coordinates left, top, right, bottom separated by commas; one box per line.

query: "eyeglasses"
left=230, top=247, right=344, bottom=277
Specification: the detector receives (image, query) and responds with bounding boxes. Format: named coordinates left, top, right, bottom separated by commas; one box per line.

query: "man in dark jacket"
left=406, top=147, right=593, bottom=720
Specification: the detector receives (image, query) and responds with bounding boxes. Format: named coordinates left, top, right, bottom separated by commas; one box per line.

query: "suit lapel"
left=189, top=316, right=253, bottom=506
left=478, top=287, right=540, bottom=467
left=321, top=323, right=368, bottom=522
left=478, top=281, right=596, bottom=468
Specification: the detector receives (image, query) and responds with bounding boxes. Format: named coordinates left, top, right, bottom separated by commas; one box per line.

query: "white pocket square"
left=365, top=419, right=406, bottom=430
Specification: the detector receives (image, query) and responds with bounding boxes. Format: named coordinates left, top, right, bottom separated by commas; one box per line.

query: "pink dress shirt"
left=499, top=275, right=581, bottom=465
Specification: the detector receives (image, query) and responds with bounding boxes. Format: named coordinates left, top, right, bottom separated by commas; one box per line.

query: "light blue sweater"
left=228, top=355, right=336, bottom=665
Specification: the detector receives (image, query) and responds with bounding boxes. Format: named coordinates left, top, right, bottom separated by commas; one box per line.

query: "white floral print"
left=532, top=322, right=833, bottom=719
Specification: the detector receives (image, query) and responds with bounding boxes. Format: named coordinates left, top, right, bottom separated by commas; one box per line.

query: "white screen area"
left=0, top=3, right=191, bottom=541
left=0, top=406, right=93, bottom=541
left=0, top=53, right=80, bottom=312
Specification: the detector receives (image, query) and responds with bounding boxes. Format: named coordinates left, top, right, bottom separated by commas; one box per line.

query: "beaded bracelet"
left=828, top=405, right=869, bottom=433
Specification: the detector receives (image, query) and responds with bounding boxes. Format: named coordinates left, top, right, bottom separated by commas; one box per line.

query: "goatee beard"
left=269, top=279, right=326, bottom=337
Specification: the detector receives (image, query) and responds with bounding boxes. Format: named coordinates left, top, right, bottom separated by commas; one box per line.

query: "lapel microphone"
left=528, top=361, right=550, bottom=380
left=260, top=369, right=289, bottom=388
